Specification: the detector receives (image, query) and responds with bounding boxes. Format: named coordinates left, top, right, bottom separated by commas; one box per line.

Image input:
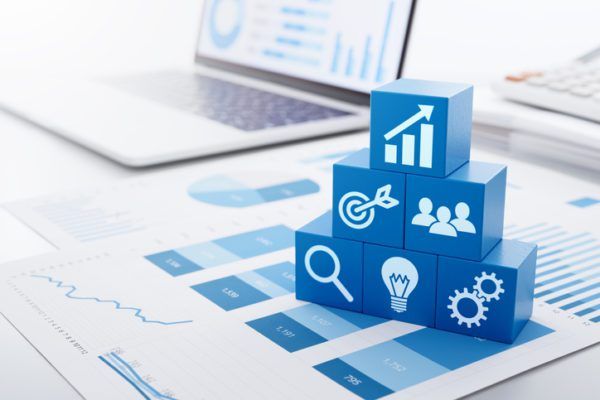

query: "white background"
left=1, top=0, right=599, bottom=399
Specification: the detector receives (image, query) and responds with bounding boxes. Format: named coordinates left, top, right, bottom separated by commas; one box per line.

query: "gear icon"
left=473, top=272, right=505, bottom=302
left=448, top=288, right=489, bottom=328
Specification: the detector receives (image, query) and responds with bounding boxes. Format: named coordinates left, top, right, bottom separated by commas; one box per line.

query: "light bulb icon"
left=381, top=257, right=419, bottom=313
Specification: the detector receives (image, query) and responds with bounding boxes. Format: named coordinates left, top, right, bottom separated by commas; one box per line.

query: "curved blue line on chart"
left=104, top=352, right=178, bottom=400
left=30, top=275, right=193, bottom=326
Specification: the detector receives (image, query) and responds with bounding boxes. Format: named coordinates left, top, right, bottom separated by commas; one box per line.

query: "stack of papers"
left=0, top=134, right=599, bottom=399
left=474, top=88, right=600, bottom=172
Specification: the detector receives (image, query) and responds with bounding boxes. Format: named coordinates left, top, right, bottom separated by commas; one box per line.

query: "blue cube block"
left=333, top=149, right=406, bottom=248
left=296, top=211, right=363, bottom=312
left=435, top=240, right=537, bottom=343
left=405, top=161, right=506, bottom=261
left=363, top=244, right=438, bottom=327
left=370, top=78, right=473, bottom=178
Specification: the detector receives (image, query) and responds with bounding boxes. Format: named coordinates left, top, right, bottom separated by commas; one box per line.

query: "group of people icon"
left=411, top=197, right=476, bottom=237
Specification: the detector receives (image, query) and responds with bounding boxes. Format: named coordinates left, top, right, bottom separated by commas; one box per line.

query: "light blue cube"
left=405, top=161, right=506, bottom=261
left=333, top=149, right=406, bottom=248
left=363, top=244, right=438, bottom=327
left=296, top=212, right=363, bottom=312
left=435, top=240, right=537, bottom=343
left=370, top=78, right=473, bottom=178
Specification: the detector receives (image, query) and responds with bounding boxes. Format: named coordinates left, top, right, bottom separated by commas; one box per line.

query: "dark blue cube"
left=435, top=240, right=537, bottom=343
left=296, top=212, right=363, bottom=312
left=363, top=244, right=438, bottom=327
left=333, top=149, right=406, bottom=248
left=405, top=161, right=506, bottom=261
left=370, top=78, right=473, bottom=178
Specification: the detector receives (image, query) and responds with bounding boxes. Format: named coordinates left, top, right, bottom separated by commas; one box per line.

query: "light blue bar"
left=561, top=291, right=600, bottom=310
left=537, top=246, right=599, bottom=268
left=538, top=239, right=597, bottom=259
left=255, top=262, right=295, bottom=293
left=540, top=233, right=591, bottom=250
left=238, top=270, right=289, bottom=298
left=505, top=222, right=547, bottom=236
left=331, top=33, right=341, bottom=73
left=375, top=1, right=394, bottom=82
left=280, top=6, right=329, bottom=19
left=536, top=262, right=600, bottom=288
left=592, top=315, right=600, bottom=323
left=568, top=197, right=600, bottom=208
left=282, top=22, right=325, bottom=35
left=512, top=225, right=561, bottom=241
left=262, top=49, right=319, bottom=66
left=341, top=340, right=449, bottom=391
left=536, top=231, right=568, bottom=249
left=575, top=304, right=600, bottom=316
left=215, top=225, right=294, bottom=259
left=275, top=37, right=322, bottom=51
left=345, top=47, right=354, bottom=76
left=176, top=242, right=239, bottom=268
left=537, top=255, right=600, bottom=278
left=546, top=282, right=600, bottom=304
left=360, top=36, right=371, bottom=80
left=285, top=303, right=359, bottom=340
left=535, top=271, right=600, bottom=298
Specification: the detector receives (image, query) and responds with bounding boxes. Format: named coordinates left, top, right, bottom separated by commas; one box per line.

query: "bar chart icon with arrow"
left=383, top=105, right=434, bottom=168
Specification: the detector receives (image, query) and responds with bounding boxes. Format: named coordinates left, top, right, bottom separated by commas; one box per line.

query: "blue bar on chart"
left=375, top=1, right=394, bottom=82
left=360, top=36, right=372, bottom=80
left=191, top=262, right=295, bottom=311
left=331, top=33, right=341, bottom=73
left=188, top=175, right=320, bottom=207
left=314, top=321, right=553, bottom=399
left=504, top=223, right=600, bottom=324
left=345, top=47, right=355, bottom=77
left=247, top=303, right=386, bottom=352
left=145, top=225, right=294, bottom=277
left=567, top=197, right=600, bottom=208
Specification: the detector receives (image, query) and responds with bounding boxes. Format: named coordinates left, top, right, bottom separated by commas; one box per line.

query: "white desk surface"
left=1, top=0, right=599, bottom=399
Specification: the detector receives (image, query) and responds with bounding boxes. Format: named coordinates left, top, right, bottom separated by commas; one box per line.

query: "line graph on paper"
left=31, top=275, right=192, bottom=326
left=5, top=252, right=200, bottom=350
left=100, top=351, right=179, bottom=400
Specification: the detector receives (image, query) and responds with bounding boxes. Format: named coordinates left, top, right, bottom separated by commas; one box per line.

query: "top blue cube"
left=370, top=79, right=473, bottom=178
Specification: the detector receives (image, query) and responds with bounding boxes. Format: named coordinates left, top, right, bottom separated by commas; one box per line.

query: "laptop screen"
left=196, top=0, right=415, bottom=93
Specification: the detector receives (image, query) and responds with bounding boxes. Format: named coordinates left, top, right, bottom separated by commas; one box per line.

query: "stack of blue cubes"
left=296, top=78, right=538, bottom=343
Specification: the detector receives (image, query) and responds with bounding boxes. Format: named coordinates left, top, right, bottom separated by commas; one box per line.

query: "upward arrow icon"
left=384, top=105, right=434, bottom=141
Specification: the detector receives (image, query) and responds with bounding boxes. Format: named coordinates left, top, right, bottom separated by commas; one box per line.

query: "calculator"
left=492, top=46, right=600, bottom=123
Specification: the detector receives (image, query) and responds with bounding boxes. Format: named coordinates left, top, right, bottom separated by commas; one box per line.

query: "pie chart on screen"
left=187, top=172, right=320, bottom=208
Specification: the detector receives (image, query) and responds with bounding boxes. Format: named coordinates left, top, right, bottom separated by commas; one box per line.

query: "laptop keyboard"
left=108, top=71, right=353, bottom=131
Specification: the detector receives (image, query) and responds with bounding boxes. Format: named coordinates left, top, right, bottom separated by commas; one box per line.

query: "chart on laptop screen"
left=196, top=0, right=413, bottom=92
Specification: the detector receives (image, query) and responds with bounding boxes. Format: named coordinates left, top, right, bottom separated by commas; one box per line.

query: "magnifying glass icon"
left=304, top=245, right=354, bottom=303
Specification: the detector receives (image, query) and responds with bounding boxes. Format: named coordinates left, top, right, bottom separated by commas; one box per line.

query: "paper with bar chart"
left=0, top=134, right=599, bottom=399
left=2, top=136, right=363, bottom=248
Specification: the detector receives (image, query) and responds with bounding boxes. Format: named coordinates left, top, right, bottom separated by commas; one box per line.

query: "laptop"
left=0, top=0, right=416, bottom=167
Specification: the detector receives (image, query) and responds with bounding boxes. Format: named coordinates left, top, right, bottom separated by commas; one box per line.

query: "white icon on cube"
left=338, top=184, right=399, bottom=230
left=383, top=105, right=434, bottom=169
left=381, top=257, right=419, bottom=313
left=448, top=272, right=504, bottom=328
left=304, top=244, right=354, bottom=303
left=411, top=197, right=477, bottom=238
